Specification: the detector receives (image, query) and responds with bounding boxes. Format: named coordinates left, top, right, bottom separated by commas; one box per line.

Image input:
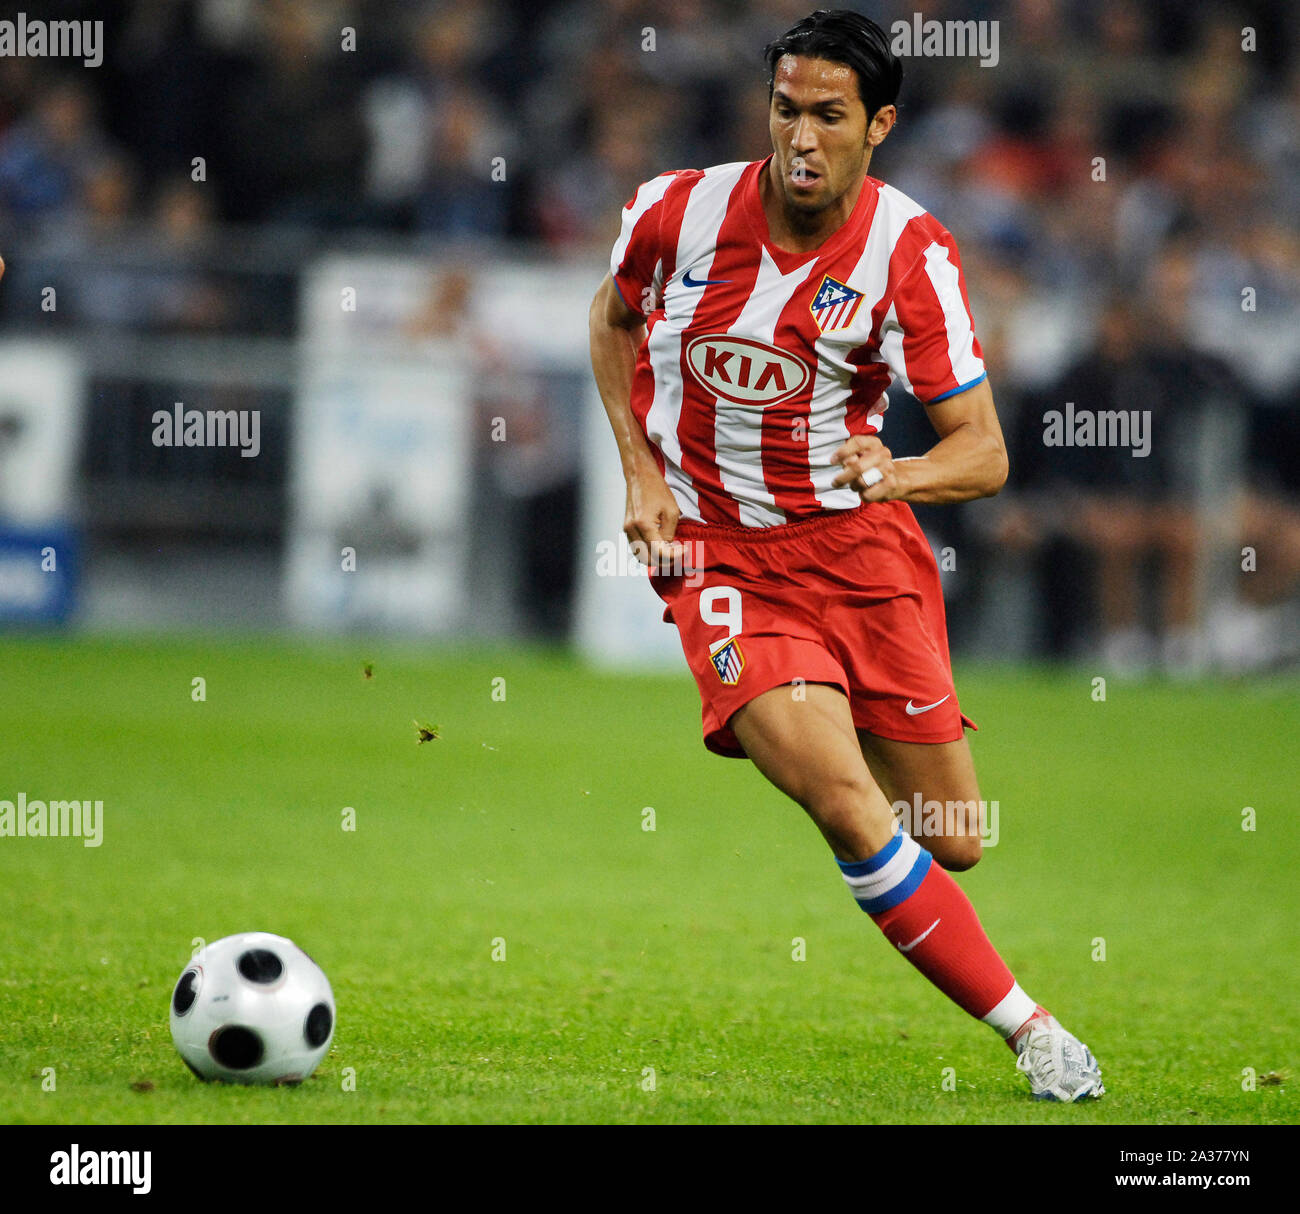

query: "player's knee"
left=933, top=833, right=983, bottom=871
left=931, top=795, right=984, bottom=870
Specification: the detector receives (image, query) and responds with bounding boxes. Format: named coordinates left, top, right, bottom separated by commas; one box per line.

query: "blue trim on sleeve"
left=925, top=370, right=987, bottom=404
left=610, top=275, right=644, bottom=318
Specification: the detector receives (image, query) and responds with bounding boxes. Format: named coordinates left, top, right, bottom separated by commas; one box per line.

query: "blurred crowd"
left=1, top=1, right=1296, bottom=286
left=0, top=0, right=1297, bottom=662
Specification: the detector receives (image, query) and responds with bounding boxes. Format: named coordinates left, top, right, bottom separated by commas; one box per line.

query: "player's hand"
left=624, top=466, right=684, bottom=571
left=831, top=434, right=899, bottom=502
left=0, top=252, right=5, bottom=282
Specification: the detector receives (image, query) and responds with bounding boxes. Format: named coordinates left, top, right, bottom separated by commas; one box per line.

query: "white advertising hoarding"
left=0, top=340, right=83, bottom=623
left=0, top=340, right=82, bottom=525
left=287, top=254, right=472, bottom=633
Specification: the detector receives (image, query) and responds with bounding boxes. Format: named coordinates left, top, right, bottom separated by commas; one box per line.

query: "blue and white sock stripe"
left=837, top=830, right=933, bottom=913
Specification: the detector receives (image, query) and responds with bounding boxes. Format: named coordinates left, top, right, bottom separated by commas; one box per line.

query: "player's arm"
left=831, top=376, right=1008, bottom=504
left=588, top=273, right=683, bottom=563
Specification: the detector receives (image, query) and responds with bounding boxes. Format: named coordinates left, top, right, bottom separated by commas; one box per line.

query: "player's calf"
left=859, top=733, right=987, bottom=870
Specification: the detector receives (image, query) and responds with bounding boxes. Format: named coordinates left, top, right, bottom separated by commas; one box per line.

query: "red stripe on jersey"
left=896, top=244, right=961, bottom=402
left=655, top=172, right=697, bottom=296
left=629, top=175, right=702, bottom=465
left=758, top=266, right=842, bottom=513
left=629, top=359, right=665, bottom=477
left=761, top=185, right=884, bottom=517
left=613, top=170, right=698, bottom=317
left=630, top=173, right=699, bottom=461
left=844, top=359, right=893, bottom=433
left=845, top=214, right=936, bottom=412
left=674, top=172, right=758, bottom=525
left=869, top=214, right=934, bottom=337
left=759, top=349, right=817, bottom=516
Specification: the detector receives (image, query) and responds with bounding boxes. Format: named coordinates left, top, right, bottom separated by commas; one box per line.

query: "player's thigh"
left=856, top=730, right=985, bottom=870
left=731, top=682, right=897, bottom=861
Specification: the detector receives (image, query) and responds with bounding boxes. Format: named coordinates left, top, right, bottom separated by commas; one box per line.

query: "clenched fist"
left=624, top=464, right=684, bottom=569
left=831, top=433, right=899, bottom=502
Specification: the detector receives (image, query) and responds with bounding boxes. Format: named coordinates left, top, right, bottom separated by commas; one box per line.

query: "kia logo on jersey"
left=684, top=335, right=811, bottom=406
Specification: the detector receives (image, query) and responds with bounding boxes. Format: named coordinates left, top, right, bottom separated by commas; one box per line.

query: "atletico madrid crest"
left=709, top=637, right=745, bottom=685
left=809, top=275, right=864, bottom=333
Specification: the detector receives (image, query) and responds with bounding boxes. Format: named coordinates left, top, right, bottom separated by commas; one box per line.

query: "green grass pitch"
left=1, top=634, right=1295, bottom=1124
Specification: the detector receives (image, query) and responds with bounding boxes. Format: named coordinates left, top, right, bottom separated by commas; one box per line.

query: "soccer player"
left=588, top=10, right=1103, bottom=1101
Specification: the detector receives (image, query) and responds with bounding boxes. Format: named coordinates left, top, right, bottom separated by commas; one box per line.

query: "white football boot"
left=1009, top=1006, right=1105, bottom=1102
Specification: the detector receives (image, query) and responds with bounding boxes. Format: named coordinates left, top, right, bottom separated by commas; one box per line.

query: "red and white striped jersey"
left=609, top=156, right=987, bottom=526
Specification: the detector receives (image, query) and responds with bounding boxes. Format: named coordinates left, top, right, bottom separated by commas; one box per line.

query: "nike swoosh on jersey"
left=897, top=918, right=941, bottom=953
left=905, top=695, right=951, bottom=715
left=682, top=270, right=731, bottom=287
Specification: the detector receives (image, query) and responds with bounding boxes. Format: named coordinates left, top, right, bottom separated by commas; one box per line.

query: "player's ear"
left=867, top=105, right=896, bottom=148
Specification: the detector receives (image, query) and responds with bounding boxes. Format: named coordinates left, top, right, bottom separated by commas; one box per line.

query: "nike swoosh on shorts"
left=905, top=695, right=951, bottom=715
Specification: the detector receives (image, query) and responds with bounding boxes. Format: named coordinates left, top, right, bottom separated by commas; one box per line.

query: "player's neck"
left=760, top=159, right=869, bottom=254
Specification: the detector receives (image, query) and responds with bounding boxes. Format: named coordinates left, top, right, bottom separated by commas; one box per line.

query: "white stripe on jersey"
left=609, top=172, right=675, bottom=285
left=670, top=162, right=750, bottom=281
left=922, top=242, right=982, bottom=389
left=644, top=330, right=699, bottom=522
left=877, top=298, right=913, bottom=397
left=643, top=163, right=748, bottom=520
left=806, top=190, right=924, bottom=510
left=714, top=245, right=822, bottom=527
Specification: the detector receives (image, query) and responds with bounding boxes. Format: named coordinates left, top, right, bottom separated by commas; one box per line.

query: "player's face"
left=769, top=55, right=875, bottom=214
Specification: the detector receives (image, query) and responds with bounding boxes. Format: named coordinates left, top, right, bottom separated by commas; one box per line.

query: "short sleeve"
left=879, top=232, right=987, bottom=404
left=609, top=173, right=677, bottom=317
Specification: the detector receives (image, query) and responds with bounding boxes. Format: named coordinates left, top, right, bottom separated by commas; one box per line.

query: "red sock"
left=869, top=862, right=1015, bottom=1019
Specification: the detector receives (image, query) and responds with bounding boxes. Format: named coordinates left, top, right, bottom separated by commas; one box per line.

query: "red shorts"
left=650, top=501, right=975, bottom=757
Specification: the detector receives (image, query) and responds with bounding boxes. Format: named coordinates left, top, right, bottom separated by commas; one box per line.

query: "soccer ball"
left=169, top=932, right=335, bottom=1085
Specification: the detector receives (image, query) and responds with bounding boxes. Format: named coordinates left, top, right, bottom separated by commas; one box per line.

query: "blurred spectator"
left=362, top=1, right=519, bottom=234
left=995, top=247, right=1253, bottom=674
left=1248, top=63, right=1300, bottom=227
left=214, top=0, right=368, bottom=227
left=0, top=76, right=111, bottom=220
left=533, top=99, right=673, bottom=249
left=407, top=266, right=579, bottom=637
left=147, top=175, right=233, bottom=332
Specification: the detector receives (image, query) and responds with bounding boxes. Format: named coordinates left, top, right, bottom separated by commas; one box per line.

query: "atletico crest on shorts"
left=709, top=637, right=745, bottom=684
left=810, top=275, right=864, bottom=333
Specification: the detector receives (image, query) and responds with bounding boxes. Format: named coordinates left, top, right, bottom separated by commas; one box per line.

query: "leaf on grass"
left=362, top=662, right=374, bottom=681
left=130, top=1080, right=155, bottom=1092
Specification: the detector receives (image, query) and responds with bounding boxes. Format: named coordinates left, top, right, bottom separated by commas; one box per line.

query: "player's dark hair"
left=764, top=9, right=902, bottom=119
